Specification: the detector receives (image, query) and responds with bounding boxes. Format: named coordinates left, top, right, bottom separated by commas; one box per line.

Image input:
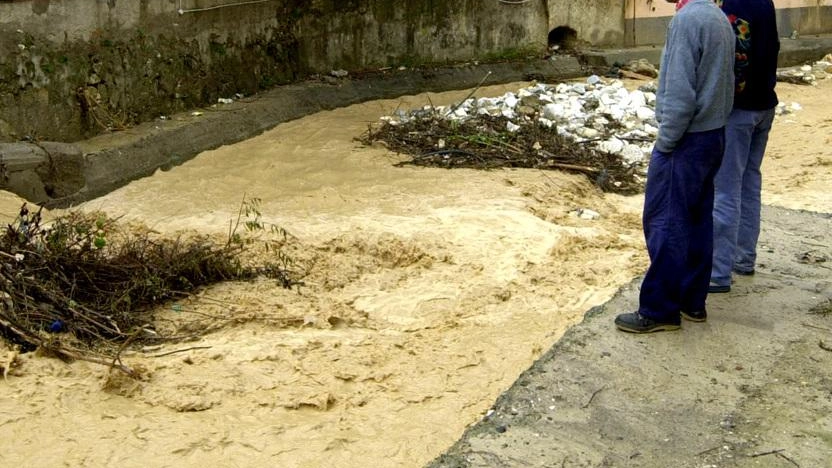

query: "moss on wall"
left=0, top=0, right=547, bottom=142
left=0, top=1, right=306, bottom=142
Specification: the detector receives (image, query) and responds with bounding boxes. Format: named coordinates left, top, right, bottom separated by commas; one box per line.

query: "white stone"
left=542, top=103, right=565, bottom=120
left=599, top=138, right=625, bottom=154
left=608, top=106, right=626, bottom=121
left=579, top=128, right=600, bottom=139
left=629, top=90, right=647, bottom=108
left=506, top=122, right=521, bottom=132
left=621, top=144, right=646, bottom=164
left=636, top=106, right=656, bottom=120
left=600, top=94, right=617, bottom=107
left=452, top=107, right=468, bottom=118
left=577, top=208, right=601, bottom=220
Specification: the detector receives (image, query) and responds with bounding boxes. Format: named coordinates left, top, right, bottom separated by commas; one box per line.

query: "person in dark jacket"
left=709, top=0, right=780, bottom=293
left=615, top=0, right=735, bottom=333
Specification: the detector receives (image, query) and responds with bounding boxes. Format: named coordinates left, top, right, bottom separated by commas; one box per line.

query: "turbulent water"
left=0, top=78, right=828, bottom=468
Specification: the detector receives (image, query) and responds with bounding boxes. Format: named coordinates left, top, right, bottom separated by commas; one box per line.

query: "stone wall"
left=0, top=0, right=639, bottom=143
left=1, top=0, right=307, bottom=142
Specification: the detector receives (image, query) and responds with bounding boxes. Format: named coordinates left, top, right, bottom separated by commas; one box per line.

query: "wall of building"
left=624, top=0, right=832, bottom=46
left=547, top=0, right=626, bottom=47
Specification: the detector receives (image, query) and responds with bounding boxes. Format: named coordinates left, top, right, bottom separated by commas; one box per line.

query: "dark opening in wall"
left=548, top=26, right=577, bottom=51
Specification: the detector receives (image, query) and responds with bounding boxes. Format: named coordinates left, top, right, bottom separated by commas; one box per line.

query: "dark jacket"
left=720, top=0, right=780, bottom=110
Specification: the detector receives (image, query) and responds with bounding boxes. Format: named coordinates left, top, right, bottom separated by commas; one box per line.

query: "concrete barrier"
left=0, top=142, right=84, bottom=204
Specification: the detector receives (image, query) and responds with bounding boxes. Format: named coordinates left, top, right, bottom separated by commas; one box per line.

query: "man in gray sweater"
left=616, top=0, right=735, bottom=333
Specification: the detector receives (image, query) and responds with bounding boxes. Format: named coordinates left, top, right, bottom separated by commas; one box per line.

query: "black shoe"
left=708, top=282, right=730, bottom=293
left=615, top=312, right=680, bottom=333
left=733, top=268, right=755, bottom=276
left=681, top=309, right=707, bottom=322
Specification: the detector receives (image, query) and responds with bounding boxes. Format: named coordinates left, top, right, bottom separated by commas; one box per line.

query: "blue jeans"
left=711, top=108, right=775, bottom=286
left=639, top=128, right=725, bottom=321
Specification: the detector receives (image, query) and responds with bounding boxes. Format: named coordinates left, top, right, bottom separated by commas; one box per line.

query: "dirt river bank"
left=1, top=76, right=830, bottom=468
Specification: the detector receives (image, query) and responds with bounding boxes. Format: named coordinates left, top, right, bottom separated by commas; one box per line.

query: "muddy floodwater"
left=0, top=78, right=830, bottom=468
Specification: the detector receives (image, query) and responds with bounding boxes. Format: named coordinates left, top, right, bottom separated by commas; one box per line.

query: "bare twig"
left=445, top=71, right=493, bottom=117
left=776, top=452, right=801, bottom=467
left=695, top=446, right=721, bottom=457
left=803, top=322, right=832, bottom=332
left=582, top=385, right=606, bottom=408
left=749, top=448, right=785, bottom=458
left=152, top=346, right=213, bottom=358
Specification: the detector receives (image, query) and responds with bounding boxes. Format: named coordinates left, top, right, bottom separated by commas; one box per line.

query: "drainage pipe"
left=177, top=0, right=275, bottom=15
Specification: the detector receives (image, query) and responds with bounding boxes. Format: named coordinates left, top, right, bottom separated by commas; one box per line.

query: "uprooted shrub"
left=0, top=199, right=303, bottom=375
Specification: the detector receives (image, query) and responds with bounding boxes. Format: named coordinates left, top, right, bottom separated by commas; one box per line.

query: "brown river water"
left=0, top=79, right=829, bottom=468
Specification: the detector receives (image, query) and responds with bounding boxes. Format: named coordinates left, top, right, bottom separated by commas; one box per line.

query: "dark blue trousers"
left=639, top=128, right=725, bottom=322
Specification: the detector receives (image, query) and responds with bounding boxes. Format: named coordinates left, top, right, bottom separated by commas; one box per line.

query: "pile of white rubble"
left=777, top=53, right=832, bottom=85
left=382, top=76, right=659, bottom=166
left=379, top=58, right=819, bottom=166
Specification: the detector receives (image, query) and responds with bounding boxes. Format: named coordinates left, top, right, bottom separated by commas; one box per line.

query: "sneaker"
left=615, top=312, right=680, bottom=333
left=733, top=268, right=755, bottom=276
left=708, top=282, right=730, bottom=293
left=681, top=309, right=707, bottom=322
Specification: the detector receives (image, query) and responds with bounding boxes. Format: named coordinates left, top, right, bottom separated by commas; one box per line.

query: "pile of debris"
left=361, top=76, right=660, bottom=194
left=0, top=202, right=302, bottom=375
left=777, top=53, right=832, bottom=85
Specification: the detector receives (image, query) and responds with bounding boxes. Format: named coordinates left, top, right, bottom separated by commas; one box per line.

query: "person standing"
left=709, top=0, right=780, bottom=293
left=615, top=0, right=735, bottom=333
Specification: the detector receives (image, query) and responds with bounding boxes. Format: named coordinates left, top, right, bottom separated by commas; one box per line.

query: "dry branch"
left=0, top=202, right=303, bottom=374
left=358, top=114, right=642, bottom=195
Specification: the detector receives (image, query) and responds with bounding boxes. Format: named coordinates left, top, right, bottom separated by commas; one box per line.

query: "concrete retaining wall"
left=0, top=0, right=646, bottom=144
left=0, top=141, right=84, bottom=204
left=0, top=0, right=556, bottom=143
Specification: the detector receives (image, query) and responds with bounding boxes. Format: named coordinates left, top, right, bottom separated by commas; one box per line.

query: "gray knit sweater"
left=655, top=0, right=735, bottom=153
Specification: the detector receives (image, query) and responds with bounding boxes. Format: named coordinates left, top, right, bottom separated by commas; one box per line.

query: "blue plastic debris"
left=49, top=320, right=65, bottom=333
